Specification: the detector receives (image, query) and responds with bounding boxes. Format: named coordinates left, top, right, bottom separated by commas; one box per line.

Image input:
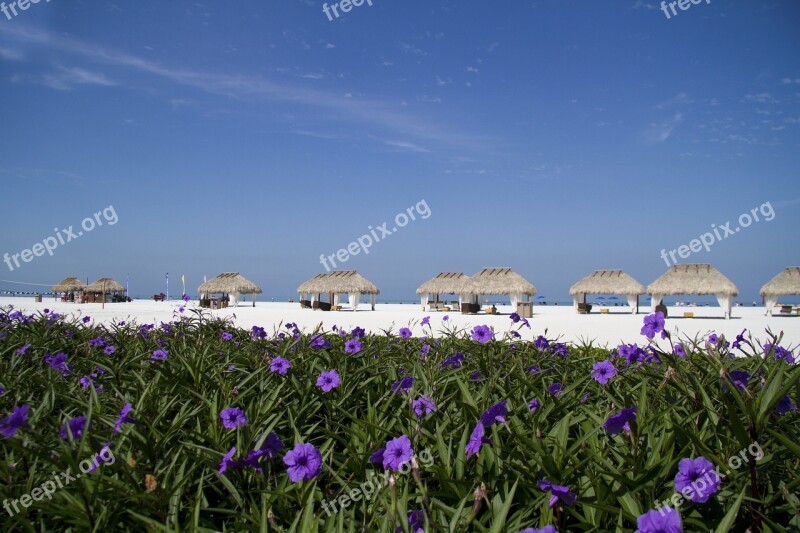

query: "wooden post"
left=101, top=280, right=106, bottom=310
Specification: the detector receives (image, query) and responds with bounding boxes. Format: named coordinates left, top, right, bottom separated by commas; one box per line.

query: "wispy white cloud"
left=0, top=25, right=486, bottom=151
left=381, top=139, right=431, bottom=153
left=643, top=113, right=683, bottom=144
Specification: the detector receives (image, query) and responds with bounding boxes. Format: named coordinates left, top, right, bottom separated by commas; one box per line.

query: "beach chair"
left=577, top=303, right=592, bottom=314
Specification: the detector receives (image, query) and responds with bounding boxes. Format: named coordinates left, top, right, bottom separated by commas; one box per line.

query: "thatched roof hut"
left=416, top=272, right=471, bottom=308
left=464, top=268, right=536, bottom=307
left=198, top=272, right=262, bottom=307
left=297, top=271, right=380, bottom=311
left=760, top=267, right=800, bottom=316
left=569, top=270, right=645, bottom=314
left=647, top=264, right=738, bottom=319
left=85, top=278, right=125, bottom=293
left=52, top=277, right=86, bottom=293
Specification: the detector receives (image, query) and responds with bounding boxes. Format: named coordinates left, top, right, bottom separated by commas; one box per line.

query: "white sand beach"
left=3, top=297, right=799, bottom=350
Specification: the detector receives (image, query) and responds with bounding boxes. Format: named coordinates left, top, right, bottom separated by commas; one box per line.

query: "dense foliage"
left=0, top=306, right=798, bottom=532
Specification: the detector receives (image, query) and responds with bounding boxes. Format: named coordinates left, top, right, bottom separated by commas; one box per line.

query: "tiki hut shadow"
left=198, top=273, right=262, bottom=308
left=647, top=264, right=738, bottom=320
left=760, top=267, right=800, bottom=317
left=297, top=271, right=380, bottom=311
left=569, top=270, right=645, bottom=315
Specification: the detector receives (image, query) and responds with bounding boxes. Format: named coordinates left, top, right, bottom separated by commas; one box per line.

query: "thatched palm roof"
left=416, top=272, right=470, bottom=295
left=647, top=264, right=738, bottom=296
left=52, top=277, right=86, bottom=292
left=198, top=273, right=262, bottom=295
left=760, top=267, right=800, bottom=297
left=85, top=278, right=125, bottom=293
left=465, top=268, right=536, bottom=296
left=297, top=271, right=380, bottom=295
left=569, top=270, right=645, bottom=296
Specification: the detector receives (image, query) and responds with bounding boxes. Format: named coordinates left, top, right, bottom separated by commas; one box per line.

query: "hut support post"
left=371, top=293, right=375, bottom=311
left=253, top=292, right=256, bottom=308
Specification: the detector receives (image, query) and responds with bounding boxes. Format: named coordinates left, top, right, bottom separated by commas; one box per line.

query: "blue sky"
left=0, top=0, right=798, bottom=302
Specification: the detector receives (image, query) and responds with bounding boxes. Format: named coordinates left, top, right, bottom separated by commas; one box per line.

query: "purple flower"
left=399, top=327, right=413, bottom=339
left=708, top=334, right=719, bottom=346
left=104, top=345, right=116, bottom=355
left=151, top=349, right=168, bottom=361
left=465, top=423, right=490, bottom=457
left=553, top=343, right=570, bottom=358
left=344, top=339, right=362, bottom=354
left=640, top=312, right=665, bottom=340
left=591, top=360, right=617, bottom=385
left=405, top=509, right=425, bottom=533
left=471, top=370, right=482, bottom=382
left=44, top=352, right=73, bottom=377
left=15, top=343, right=31, bottom=357
left=520, top=527, right=558, bottom=533
left=0, top=387, right=4, bottom=396
left=89, top=337, right=106, bottom=348
left=618, top=343, right=646, bottom=366
left=420, top=344, right=431, bottom=356
left=471, top=325, right=493, bottom=344
left=317, top=370, right=341, bottom=393
left=529, top=398, right=540, bottom=411
left=221, top=332, right=233, bottom=341
left=674, top=457, right=721, bottom=503
left=728, top=370, right=749, bottom=391
left=480, top=400, right=508, bottom=426
left=251, top=325, right=266, bottom=339
left=421, top=316, right=430, bottom=326
left=0, top=405, right=30, bottom=438
left=603, top=407, right=637, bottom=435
left=244, top=432, right=285, bottom=472
left=310, top=335, right=331, bottom=350
left=383, top=434, right=414, bottom=471
left=113, top=403, right=137, bottom=434
left=350, top=326, right=366, bottom=338
left=674, top=343, right=686, bottom=357
left=369, top=447, right=386, bottom=464
left=391, top=376, right=415, bottom=394
left=218, top=447, right=239, bottom=475
left=764, top=344, right=795, bottom=364
left=534, top=336, right=550, bottom=351
left=527, top=365, right=541, bottom=374
left=60, top=416, right=90, bottom=440
left=413, top=395, right=436, bottom=418
left=82, top=316, right=92, bottom=324
left=537, top=480, right=577, bottom=508
left=220, top=407, right=248, bottom=429
left=284, top=442, right=322, bottom=482
left=510, top=312, right=520, bottom=323
left=442, top=352, right=464, bottom=369
left=442, top=315, right=449, bottom=322
left=270, top=356, right=291, bottom=375
left=635, top=508, right=683, bottom=533
left=776, top=395, right=798, bottom=415
left=547, top=383, right=564, bottom=398
left=732, top=329, right=747, bottom=350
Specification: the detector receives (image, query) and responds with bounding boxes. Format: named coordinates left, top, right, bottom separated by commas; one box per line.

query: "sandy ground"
left=2, top=297, right=799, bottom=350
